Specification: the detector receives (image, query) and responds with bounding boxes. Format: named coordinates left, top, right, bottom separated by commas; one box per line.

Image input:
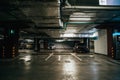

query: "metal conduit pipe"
left=63, top=6, right=120, bottom=10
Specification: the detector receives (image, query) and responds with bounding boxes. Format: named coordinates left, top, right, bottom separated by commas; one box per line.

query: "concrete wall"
left=94, top=29, right=108, bottom=55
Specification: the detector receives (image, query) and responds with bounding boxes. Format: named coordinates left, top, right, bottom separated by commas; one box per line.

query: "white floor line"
left=45, top=53, right=54, bottom=61
left=70, top=53, right=82, bottom=61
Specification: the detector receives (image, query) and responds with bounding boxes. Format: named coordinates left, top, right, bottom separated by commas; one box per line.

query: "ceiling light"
left=60, top=33, right=76, bottom=37
left=99, top=0, right=107, bottom=5
left=70, top=13, right=91, bottom=21
left=56, top=39, right=65, bottom=42
left=25, top=39, right=34, bottom=43
left=73, top=12, right=85, bottom=15
left=113, top=32, right=120, bottom=36
left=69, top=18, right=91, bottom=21
left=65, top=29, right=77, bottom=33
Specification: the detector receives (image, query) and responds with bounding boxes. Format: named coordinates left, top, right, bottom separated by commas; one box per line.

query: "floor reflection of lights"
left=20, top=55, right=31, bottom=70
left=62, top=58, right=78, bottom=80
left=58, top=55, right=61, bottom=61
left=63, top=58, right=77, bottom=75
left=20, top=55, right=31, bottom=62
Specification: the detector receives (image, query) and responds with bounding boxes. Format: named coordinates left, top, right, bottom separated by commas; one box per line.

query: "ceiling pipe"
left=63, top=6, right=120, bottom=10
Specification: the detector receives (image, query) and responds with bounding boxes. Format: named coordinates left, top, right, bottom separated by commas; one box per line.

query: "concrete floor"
left=0, top=50, right=120, bottom=80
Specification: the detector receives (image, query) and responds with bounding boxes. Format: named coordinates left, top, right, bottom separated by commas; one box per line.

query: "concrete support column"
left=107, top=28, right=114, bottom=58
left=44, top=40, right=48, bottom=49
left=34, top=38, right=40, bottom=51
left=0, top=27, right=19, bottom=59
left=94, top=29, right=108, bottom=55
left=87, top=38, right=90, bottom=49
left=83, top=38, right=90, bottom=48
left=112, top=29, right=120, bottom=59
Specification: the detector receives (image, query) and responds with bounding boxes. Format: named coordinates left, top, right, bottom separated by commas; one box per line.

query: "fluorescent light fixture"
left=113, top=32, right=120, bottom=36
left=69, top=17, right=91, bottom=21
left=72, top=12, right=85, bottom=15
left=56, top=39, right=65, bottom=42
left=60, top=33, right=76, bottom=37
left=99, top=0, right=107, bottom=5
left=71, top=12, right=95, bottom=17
left=65, top=29, right=77, bottom=33
left=25, top=39, right=34, bottom=43
left=60, top=32, right=98, bottom=38
left=99, top=0, right=120, bottom=5
left=70, top=12, right=92, bottom=21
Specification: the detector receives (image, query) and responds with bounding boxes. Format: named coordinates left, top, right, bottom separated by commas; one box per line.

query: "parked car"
left=73, top=45, right=90, bottom=53
left=48, top=43, right=56, bottom=50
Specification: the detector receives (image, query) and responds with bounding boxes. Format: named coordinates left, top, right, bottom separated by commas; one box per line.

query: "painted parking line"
left=70, top=53, right=82, bottom=61
left=45, top=53, right=54, bottom=61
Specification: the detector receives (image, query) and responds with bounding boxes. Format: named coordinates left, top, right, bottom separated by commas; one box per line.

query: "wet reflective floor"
left=0, top=50, right=120, bottom=80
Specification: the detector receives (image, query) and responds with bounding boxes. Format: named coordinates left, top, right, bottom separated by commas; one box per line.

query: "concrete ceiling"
left=0, top=0, right=120, bottom=39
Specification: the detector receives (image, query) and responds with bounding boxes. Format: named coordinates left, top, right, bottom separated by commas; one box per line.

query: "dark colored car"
left=48, top=43, right=56, bottom=50
left=73, top=45, right=90, bottom=53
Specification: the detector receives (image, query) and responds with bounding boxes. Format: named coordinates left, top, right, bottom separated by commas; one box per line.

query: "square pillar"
left=0, top=27, right=19, bottom=59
